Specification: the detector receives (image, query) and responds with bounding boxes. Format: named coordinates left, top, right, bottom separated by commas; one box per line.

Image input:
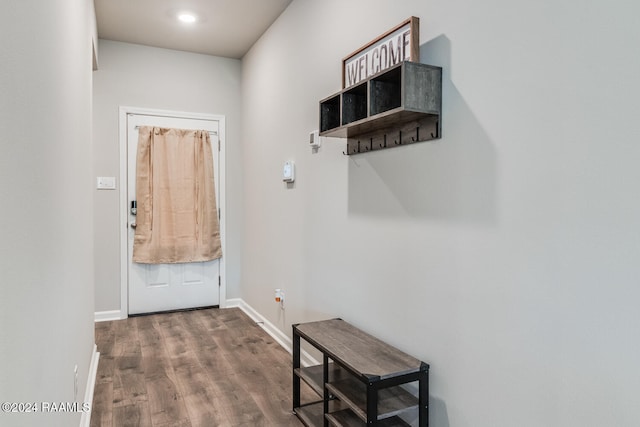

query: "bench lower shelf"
left=295, top=401, right=347, bottom=427
left=326, top=377, right=418, bottom=421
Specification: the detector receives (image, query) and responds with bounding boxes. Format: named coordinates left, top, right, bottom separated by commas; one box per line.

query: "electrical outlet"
left=275, top=289, right=285, bottom=310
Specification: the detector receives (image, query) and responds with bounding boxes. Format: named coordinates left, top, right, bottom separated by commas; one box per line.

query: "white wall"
left=92, top=40, right=243, bottom=312
left=241, top=1, right=640, bottom=426
left=0, top=1, right=96, bottom=426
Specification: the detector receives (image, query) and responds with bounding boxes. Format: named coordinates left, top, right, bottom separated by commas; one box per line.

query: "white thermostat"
left=283, top=161, right=295, bottom=183
left=309, top=130, right=320, bottom=148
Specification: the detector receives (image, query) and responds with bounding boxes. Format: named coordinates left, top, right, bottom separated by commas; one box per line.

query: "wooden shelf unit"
left=293, top=319, right=429, bottom=427
left=319, top=61, right=442, bottom=155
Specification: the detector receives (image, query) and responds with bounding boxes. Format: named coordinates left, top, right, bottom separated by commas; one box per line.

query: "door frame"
left=118, top=106, right=227, bottom=319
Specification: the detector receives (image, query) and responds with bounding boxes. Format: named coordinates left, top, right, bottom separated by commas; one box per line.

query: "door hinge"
left=218, top=276, right=221, bottom=287
left=218, top=139, right=221, bottom=152
left=218, top=208, right=220, bottom=220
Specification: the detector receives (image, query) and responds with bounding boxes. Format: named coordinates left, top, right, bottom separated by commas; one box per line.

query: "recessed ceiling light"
left=178, top=13, right=197, bottom=23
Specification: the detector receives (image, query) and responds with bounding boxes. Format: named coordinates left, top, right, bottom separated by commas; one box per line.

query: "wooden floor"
left=91, top=307, right=310, bottom=427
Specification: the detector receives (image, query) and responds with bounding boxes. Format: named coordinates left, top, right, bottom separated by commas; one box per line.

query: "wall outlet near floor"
left=275, top=288, right=284, bottom=303
left=274, top=288, right=285, bottom=310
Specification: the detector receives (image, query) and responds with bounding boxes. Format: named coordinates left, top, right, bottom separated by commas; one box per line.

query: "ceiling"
left=94, top=0, right=293, bottom=59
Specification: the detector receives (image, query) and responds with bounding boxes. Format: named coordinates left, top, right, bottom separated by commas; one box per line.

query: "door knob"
left=130, top=222, right=137, bottom=229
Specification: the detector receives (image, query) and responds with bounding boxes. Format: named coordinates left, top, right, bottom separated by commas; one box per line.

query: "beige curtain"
left=132, top=126, right=222, bottom=264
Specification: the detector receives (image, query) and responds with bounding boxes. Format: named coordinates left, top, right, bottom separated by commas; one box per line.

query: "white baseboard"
left=79, top=344, right=100, bottom=427
left=226, top=298, right=319, bottom=367
left=94, top=310, right=122, bottom=322
left=226, top=298, right=292, bottom=352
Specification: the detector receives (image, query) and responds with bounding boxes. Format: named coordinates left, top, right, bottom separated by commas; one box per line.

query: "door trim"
left=118, top=106, right=227, bottom=319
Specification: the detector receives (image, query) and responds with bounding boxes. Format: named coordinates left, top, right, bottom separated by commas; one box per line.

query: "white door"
left=127, top=113, right=221, bottom=315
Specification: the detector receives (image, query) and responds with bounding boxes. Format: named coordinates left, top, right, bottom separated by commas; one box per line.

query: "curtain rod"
left=134, top=125, right=217, bottom=135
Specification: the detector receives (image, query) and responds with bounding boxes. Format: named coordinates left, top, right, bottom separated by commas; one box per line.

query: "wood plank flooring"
left=91, top=307, right=312, bottom=427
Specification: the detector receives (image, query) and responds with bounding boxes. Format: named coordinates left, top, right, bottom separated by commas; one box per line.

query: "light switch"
left=96, top=176, right=116, bottom=190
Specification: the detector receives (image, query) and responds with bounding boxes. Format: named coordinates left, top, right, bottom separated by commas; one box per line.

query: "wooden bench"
left=293, top=318, right=429, bottom=426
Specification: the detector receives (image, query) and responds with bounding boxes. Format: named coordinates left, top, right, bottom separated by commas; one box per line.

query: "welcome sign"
left=342, top=17, right=420, bottom=88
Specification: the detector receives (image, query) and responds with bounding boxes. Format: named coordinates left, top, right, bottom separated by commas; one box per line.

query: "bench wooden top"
left=294, top=319, right=426, bottom=381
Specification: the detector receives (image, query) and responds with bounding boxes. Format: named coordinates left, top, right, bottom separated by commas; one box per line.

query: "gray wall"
left=0, top=1, right=96, bottom=426
left=92, top=40, right=243, bottom=312
left=241, top=1, right=640, bottom=426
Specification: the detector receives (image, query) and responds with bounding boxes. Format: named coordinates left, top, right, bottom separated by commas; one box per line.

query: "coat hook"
left=395, top=130, right=403, bottom=145
left=431, top=121, right=439, bottom=139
